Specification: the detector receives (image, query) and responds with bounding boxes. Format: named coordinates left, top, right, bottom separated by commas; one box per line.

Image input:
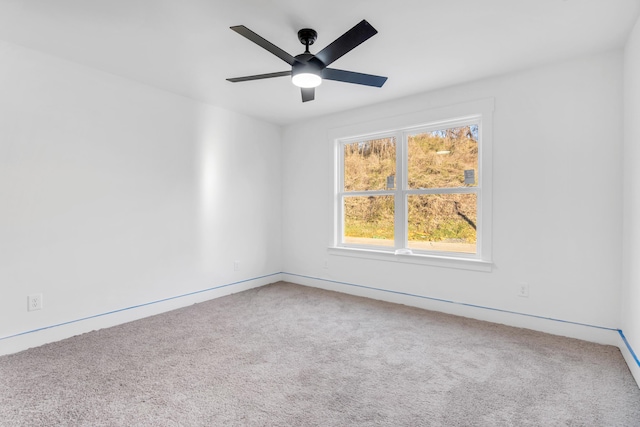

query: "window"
left=332, top=99, right=493, bottom=270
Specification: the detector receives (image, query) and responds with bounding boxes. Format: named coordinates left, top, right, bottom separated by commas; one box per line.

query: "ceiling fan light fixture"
left=292, top=72, right=322, bottom=88
left=227, top=20, right=387, bottom=102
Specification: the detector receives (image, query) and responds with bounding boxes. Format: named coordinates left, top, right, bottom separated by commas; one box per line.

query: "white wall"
left=282, top=50, right=624, bottom=345
left=622, top=15, right=640, bottom=384
left=0, top=41, right=282, bottom=355
left=0, top=27, right=636, bottom=384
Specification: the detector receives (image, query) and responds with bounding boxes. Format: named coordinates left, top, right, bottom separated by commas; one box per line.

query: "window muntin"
left=337, top=118, right=482, bottom=258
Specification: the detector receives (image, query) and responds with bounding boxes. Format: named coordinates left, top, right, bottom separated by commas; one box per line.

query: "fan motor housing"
left=292, top=54, right=324, bottom=77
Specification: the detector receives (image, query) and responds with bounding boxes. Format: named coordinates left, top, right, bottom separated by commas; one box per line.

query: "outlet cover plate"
left=518, top=283, right=529, bottom=298
left=28, top=294, right=43, bottom=311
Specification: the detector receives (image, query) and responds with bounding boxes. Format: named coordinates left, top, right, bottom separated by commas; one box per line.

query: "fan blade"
left=227, top=71, right=291, bottom=83
left=323, top=68, right=387, bottom=87
left=231, top=25, right=298, bottom=66
left=315, top=20, right=378, bottom=66
left=301, top=87, right=315, bottom=102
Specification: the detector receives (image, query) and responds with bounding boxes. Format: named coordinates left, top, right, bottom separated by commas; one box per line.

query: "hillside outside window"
left=336, top=116, right=487, bottom=261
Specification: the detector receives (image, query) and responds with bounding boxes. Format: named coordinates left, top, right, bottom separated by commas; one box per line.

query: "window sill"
left=327, top=246, right=493, bottom=272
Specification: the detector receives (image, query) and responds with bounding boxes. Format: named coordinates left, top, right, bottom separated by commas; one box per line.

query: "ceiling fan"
left=226, top=20, right=387, bottom=102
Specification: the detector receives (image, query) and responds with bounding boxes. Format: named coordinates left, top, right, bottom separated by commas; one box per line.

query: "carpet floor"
left=1, top=281, right=639, bottom=426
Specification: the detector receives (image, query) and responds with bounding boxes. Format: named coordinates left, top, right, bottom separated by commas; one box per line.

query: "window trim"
left=330, top=98, right=494, bottom=271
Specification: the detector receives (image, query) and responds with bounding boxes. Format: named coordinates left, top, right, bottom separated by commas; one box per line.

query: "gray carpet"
left=1, top=281, right=639, bottom=426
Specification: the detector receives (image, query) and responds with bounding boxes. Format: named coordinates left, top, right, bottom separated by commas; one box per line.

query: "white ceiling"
left=0, top=0, right=638, bottom=125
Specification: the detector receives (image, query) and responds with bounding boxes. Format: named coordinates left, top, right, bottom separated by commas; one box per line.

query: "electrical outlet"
left=28, top=294, right=43, bottom=311
left=518, top=283, right=529, bottom=298
left=322, top=260, right=328, bottom=269
left=234, top=260, right=240, bottom=271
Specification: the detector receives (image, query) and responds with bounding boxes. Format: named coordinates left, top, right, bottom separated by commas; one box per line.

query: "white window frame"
left=329, top=99, right=494, bottom=272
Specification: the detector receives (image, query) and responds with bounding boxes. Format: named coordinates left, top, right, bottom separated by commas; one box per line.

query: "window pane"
left=343, top=195, right=394, bottom=247
left=408, top=125, right=478, bottom=189
left=407, top=193, right=476, bottom=253
left=344, top=137, right=396, bottom=191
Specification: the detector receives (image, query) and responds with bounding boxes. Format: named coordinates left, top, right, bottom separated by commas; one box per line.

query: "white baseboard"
left=0, top=273, right=282, bottom=357
left=283, top=272, right=640, bottom=390
left=618, top=331, right=640, bottom=389
left=5, top=272, right=638, bottom=390
left=283, top=273, right=620, bottom=345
